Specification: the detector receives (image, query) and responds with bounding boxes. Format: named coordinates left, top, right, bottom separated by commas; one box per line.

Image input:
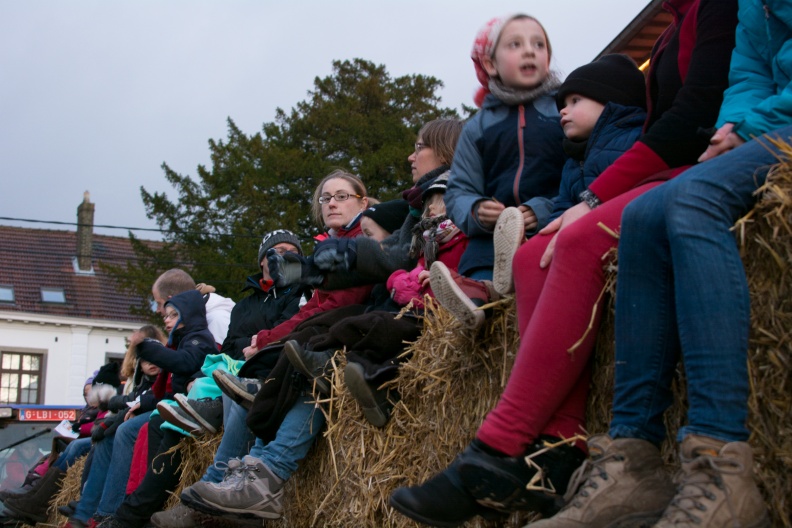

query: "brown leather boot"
left=525, top=435, right=675, bottom=527
left=654, top=435, right=770, bottom=528
left=430, top=261, right=501, bottom=329
left=5, top=465, right=65, bottom=524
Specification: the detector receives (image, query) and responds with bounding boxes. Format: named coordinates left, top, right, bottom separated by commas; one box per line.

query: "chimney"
left=76, top=191, right=95, bottom=271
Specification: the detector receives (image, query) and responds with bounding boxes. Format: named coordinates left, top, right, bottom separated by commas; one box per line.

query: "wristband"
left=579, top=189, right=602, bottom=210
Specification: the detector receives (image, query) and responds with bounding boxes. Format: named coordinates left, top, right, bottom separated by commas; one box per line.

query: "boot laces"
left=661, top=452, right=744, bottom=524
left=563, top=452, right=624, bottom=507
left=214, top=459, right=246, bottom=486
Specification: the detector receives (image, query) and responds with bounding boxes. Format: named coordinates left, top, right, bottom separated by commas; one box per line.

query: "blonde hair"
left=121, top=325, right=166, bottom=379
left=417, top=119, right=464, bottom=167
left=311, top=170, right=368, bottom=228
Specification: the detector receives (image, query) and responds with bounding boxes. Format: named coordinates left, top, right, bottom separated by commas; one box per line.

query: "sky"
left=0, top=1, right=646, bottom=240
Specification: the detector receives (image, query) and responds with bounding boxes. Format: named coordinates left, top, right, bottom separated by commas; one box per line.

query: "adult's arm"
left=588, top=0, right=738, bottom=203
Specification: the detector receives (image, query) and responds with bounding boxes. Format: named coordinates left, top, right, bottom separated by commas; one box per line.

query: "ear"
left=481, top=55, right=498, bottom=78
left=360, top=196, right=369, bottom=210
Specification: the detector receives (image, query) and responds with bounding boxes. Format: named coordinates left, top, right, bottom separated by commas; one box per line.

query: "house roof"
left=595, top=0, right=669, bottom=66
left=0, top=225, right=159, bottom=323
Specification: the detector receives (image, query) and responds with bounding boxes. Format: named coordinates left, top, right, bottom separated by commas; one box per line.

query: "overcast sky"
left=0, top=1, right=645, bottom=240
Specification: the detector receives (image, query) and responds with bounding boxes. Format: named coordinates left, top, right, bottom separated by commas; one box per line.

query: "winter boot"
left=458, top=436, right=585, bottom=515
left=283, top=340, right=333, bottom=395
left=343, top=361, right=397, bottom=427
left=174, top=394, right=223, bottom=435
left=492, top=206, right=525, bottom=295
left=525, top=435, right=675, bottom=527
left=212, top=369, right=260, bottom=410
left=5, top=465, right=65, bottom=524
left=150, top=503, right=198, bottom=528
left=654, top=435, right=770, bottom=528
left=389, top=449, right=505, bottom=527
left=430, top=261, right=501, bottom=329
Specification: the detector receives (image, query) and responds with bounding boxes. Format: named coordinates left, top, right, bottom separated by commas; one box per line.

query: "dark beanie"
left=92, top=362, right=121, bottom=388
left=257, top=229, right=303, bottom=264
left=556, top=54, right=646, bottom=111
left=361, top=199, right=409, bottom=235
left=421, top=172, right=449, bottom=205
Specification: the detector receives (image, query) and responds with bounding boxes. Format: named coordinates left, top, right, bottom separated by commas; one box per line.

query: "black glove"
left=101, top=411, right=127, bottom=438
left=71, top=421, right=82, bottom=433
left=91, top=421, right=108, bottom=442
left=313, top=238, right=357, bottom=272
left=268, top=249, right=324, bottom=288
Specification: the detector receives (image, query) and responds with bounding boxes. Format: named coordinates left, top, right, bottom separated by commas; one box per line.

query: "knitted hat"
left=257, top=229, right=303, bottom=264
left=361, top=199, right=409, bottom=235
left=421, top=172, right=449, bottom=205
left=92, top=362, right=121, bottom=388
left=556, top=54, right=646, bottom=111
left=471, top=13, right=532, bottom=107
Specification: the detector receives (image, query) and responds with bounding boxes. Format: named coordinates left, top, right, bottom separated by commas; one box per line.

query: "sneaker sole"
left=157, top=402, right=204, bottom=435
left=212, top=370, right=255, bottom=410
left=430, top=262, right=484, bottom=329
left=174, top=394, right=220, bottom=435
left=181, top=487, right=282, bottom=521
left=283, top=341, right=331, bottom=395
left=492, top=207, right=524, bottom=295
left=344, top=363, right=388, bottom=427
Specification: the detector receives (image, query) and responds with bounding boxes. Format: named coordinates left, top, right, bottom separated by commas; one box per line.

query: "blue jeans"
left=202, top=395, right=255, bottom=483
left=248, top=391, right=326, bottom=481
left=53, top=437, right=92, bottom=471
left=73, top=411, right=151, bottom=522
left=609, top=126, right=790, bottom=446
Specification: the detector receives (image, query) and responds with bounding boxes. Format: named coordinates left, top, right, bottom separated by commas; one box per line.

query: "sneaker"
left=343, top=361, right=394, bottom=427
left=283, top=340, right=332, bottom=395
left=492, top=206, right=525, bottom=295
left=58, top=500, right=80, bottom=518
left=150, top=503, right=198, bottom=528
left=174, top=394, right=223, bottom=435
left=525, top=435, right=675, bottom=527
left=389, top=454, right=504, bottom=527
left=429, top=261, right=500, bottom=329
left=458, top=436, right=585, bottom=515
left=654, top=435, right=770, bottom=528
left=180, top=456, right=284, bottom=520
left=212, top=370, right=260, bottom=410
left=157, top=402, right=206, bottom=435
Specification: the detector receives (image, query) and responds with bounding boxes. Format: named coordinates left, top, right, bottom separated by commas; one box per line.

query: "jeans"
left=53, top=437, right=92, bottom=471
left=202, top=395, right=255, bottom=483
left=72, top=411, right=151, bottom=522
left=609, top=126, right=789, bottom=446
left=249, top=391, right=326, bottom=481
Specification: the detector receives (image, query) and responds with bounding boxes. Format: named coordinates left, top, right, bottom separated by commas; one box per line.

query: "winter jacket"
left=205, top=292, right=235, bottom=345
left=446, top=93, right=566, bottom=275
left=717, top=0, right=792, bottom=139
left=587, top=0, right=738, bottom=204
left=220, top=275, right=308, bottom=360
left=550, top=102, right=646, bottom=220
left=254, top=219, right=373, bottom=350
left=136, top=289, right=216, bottom=396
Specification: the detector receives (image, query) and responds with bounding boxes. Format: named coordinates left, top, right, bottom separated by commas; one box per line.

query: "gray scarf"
left=488, top=71, right=562, bottom=106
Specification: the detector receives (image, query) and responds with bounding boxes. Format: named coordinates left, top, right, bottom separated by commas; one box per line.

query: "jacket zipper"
left=513, top=105, right=526, bottom=204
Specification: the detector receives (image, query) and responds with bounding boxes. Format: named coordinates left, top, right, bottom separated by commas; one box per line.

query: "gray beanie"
left=257, top=229, right=303, bottom=264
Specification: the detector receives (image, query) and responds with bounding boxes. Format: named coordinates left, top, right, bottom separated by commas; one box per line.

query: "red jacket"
left=587, top=0, right=738, bottom=203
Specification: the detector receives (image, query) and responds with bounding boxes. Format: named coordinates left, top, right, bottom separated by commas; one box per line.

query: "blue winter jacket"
left=446, top=93, right=566, bottom=275
left=717, top=0, right=792, bottom=139
left=550, top=102, right=646, bottom=221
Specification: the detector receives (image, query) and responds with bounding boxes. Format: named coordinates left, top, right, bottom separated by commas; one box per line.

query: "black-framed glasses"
left=414, top=142, right=428, bottom=153
left=318, top=191, right=363, bottom=204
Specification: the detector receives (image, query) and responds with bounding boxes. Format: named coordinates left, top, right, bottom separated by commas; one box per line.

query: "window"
left=0, top=285, right=13, bottom=302
left=0, top=352, right=43, bottom=404
left=40, top=287, right=66, bottom=303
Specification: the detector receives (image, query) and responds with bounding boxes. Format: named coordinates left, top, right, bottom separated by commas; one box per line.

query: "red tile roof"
left=0, top=225, right=161, bottom=323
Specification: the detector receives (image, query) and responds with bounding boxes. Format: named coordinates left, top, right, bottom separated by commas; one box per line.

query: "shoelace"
left=214, top=459, right=246, bottom=485
left=661, top=453, right=744, bottom=524
left=563, top=452, right=624, bottom=507
left=242, top=461, right=262, bottom=482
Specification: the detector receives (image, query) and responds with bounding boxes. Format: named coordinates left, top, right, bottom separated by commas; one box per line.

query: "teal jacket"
left=718, top=0, right=792, bottom=139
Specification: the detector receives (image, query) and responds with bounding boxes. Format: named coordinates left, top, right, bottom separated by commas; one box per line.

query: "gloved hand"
left=267, top=250, right=324, bottom=288
left=91, top=421, right=108, bottom=442
left=387, top=266, right=426, bottom=308
left=71, top=421, right=82, bottom=433
left=101, top=411, right=127, bottom=438
left=313, top=238, right=357, bottom=272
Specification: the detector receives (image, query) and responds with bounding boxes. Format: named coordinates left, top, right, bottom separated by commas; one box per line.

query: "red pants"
left=477, top=183, right=662, bottom=456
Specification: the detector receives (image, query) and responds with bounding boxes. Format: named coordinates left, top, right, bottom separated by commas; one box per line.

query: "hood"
left=165, top=289, right=208, bottom=342
left=205, top=292, right=235, bottom=313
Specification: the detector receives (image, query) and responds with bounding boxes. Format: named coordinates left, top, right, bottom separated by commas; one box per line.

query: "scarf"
left=488, top=71, right=562, bottom=106
left=409, top=215, right=460, bottom=266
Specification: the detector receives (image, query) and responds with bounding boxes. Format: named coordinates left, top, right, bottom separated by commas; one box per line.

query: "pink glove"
left=387, top=266, right=426, bottom=308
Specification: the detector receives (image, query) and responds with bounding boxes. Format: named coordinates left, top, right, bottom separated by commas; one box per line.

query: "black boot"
left=4, top=466, right=65, bottom=524
left=389, top=452, right=503, bottom=527
left=458, top=436, right=586, bottom=515
left=283, top=340, right=333, bottom=394
left=343, top=362, right=396, bottom=427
